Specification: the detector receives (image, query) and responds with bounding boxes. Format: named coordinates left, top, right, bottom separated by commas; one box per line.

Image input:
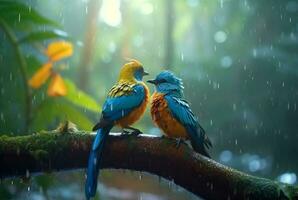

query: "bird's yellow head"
left=118, top=59, right=149, bottom=82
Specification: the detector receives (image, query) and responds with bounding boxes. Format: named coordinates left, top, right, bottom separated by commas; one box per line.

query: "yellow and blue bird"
left=85, top=60, right=149, bottom=200
left=148, top=71, right=212, bottom=157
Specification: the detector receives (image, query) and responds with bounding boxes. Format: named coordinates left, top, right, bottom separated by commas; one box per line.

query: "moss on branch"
left=0, top=130, right=297, bottom=200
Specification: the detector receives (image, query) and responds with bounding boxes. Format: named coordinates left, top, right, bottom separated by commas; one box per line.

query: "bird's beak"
left=147, top=79, right=157, bottom=84
left=143, top=71, right=149, bottom=76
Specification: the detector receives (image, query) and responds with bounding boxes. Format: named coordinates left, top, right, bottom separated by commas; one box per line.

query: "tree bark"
left=77, top=0, right=101, bottom=91
left=0, top=130, right=297, bottom=200
left=164, top=0, right=175, bottom=69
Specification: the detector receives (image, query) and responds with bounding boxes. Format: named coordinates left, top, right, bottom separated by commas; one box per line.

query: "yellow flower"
left=45, top=41, right=73, bottom=62
left=28, top=62, right=52, bottom=89
left=28, top=40, right=73, bottom=96
left=47, top=73, right=67, bottom=97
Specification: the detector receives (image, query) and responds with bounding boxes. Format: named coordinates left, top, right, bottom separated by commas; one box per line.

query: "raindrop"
left=287, top=102, right=290, bottom=110
left=214, top=31, right=227, bottom=43
left=85, top=6, right=88, bottom=14
left=219, top=150, right=232, bottom=163
left=220, top=0, right=224, bottom=8
left=213, top=82, right=217, bottom=90
left=278, top=173, right=297, bottom=184
left=181, top=53, right=184, bottom=61
left=235, top=139, right=238, bottom=145
left=290, top=32, right=296, bottom=40
left=249, top=159, right=261, bottom=172
left=139, top=172, right=142, bottom=180
left=252, top=48, right=257, bottom=57
left=210, top=119, right=213, bottom=126
left=27, top=186, right=30, bottom=191
left=221, top=56, right=232, bottom=68
left=18, top=13, right=21, bottom=22
left=26, top=169, right=30, bottom=178
left=244, top=0, right=248, bottom=7
left=93, top=158, right=97, bottom=165
left=243, top=110, right=247, bottom=119
left=233, top=103, right=237, bottom=111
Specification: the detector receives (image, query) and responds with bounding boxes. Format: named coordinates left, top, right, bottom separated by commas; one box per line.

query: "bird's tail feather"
left=85, top=125, right=113, bottom=200
left=189, top=125, right=212, bottom=158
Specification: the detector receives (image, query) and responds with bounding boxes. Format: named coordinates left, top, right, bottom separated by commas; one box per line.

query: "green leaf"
left=18, top=29, right=69, bottom=43
left=31, top=99, right=93, bottom=131
left=0, top=1, right=59, bottom=27
left=64, top=79, right=101, bottom=113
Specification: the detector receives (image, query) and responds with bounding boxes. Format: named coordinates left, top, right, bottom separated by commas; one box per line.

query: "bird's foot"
left=175, top=138, right=186, bottom=149
left=122, top=126, right=142, bottom=136
left=131, top=129, right=142, bottom=136
left=121, top=129, right=130, bottom=135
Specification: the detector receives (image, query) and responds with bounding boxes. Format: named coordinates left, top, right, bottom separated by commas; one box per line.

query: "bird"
left=85, top=59, right=150, bottom=200
left=147, top=71, right=212, bottom=157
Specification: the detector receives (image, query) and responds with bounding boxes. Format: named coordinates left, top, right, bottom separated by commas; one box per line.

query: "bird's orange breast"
left=150, top=92, right=189, bottom=139
left=116, top=82, right=149, bottom=128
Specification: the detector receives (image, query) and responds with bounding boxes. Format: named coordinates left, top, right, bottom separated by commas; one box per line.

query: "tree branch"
left=0, top=130, right=297, bottom=200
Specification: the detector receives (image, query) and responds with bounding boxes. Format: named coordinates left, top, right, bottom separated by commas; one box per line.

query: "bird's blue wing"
left=165, top=95, right=211, bottom=157
left=102, top=84, right=145, bottom=121
left=165, top=95, right=198, bottom=131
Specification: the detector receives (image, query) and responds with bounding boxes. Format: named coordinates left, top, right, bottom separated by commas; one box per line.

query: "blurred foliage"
left=0, top=0, right=99, bottom=134
left=0, top=0, right=298, bottom=199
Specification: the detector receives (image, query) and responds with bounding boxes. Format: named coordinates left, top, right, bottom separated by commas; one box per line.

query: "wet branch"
left=0, top=130, right=297, bottom=200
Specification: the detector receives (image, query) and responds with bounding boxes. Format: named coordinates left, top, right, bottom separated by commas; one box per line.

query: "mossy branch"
left=0, top=129, right=297, bottom=200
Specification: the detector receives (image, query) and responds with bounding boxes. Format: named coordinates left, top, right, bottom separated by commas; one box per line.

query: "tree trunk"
left=77, top=0, right=101, bottom=91
left=0, top=129, right=297, bottom=200
left=164, top=0, right=175, bottom=69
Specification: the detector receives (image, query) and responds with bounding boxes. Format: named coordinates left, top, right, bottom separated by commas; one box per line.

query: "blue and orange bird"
left=85, top=59, right=150, bottom=200
left=148, top=71, right=212, bottom=157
